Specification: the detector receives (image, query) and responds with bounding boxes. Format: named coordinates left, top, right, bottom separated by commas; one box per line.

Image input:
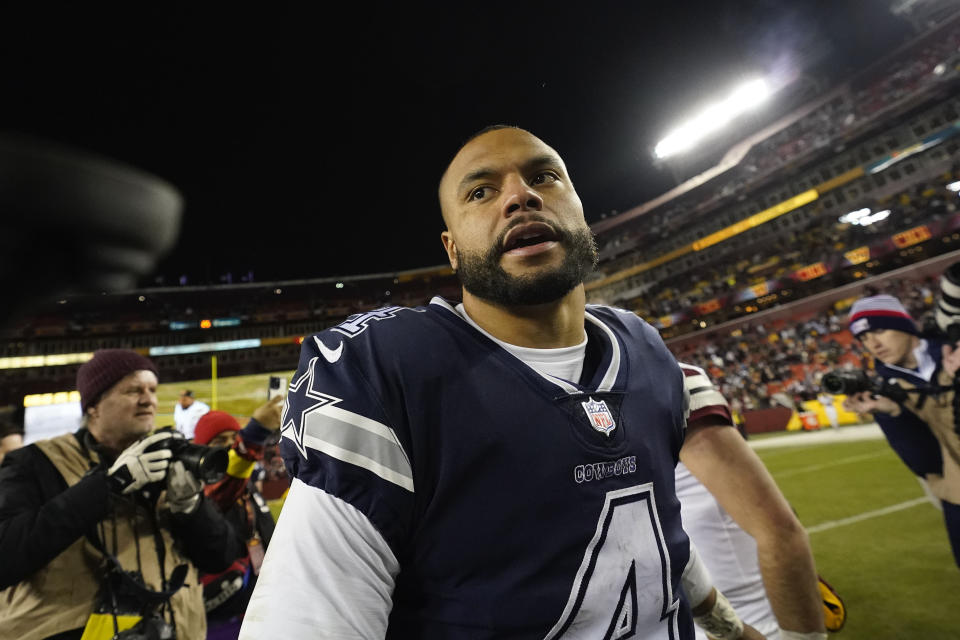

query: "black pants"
left=943, top=499, right=960, bottom=568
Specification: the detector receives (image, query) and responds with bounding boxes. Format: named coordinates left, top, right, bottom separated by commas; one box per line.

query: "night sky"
left=1, top=2, right=913, bottom=285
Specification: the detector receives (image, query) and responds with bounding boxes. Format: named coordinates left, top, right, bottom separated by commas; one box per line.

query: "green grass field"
left=165, top=372, right=960, bottom=638
left=155, top=369, right=297, bottom=427
left=755, top=433, right=960, bottom=638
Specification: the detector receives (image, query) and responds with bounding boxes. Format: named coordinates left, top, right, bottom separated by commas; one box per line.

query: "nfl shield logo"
left=581, top=397, right=616, bottom=436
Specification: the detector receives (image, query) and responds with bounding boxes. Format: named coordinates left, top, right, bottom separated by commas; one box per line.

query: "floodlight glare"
left=654, top=78, right=771, bottom=159
left=838, top=207, right=872, bottom=224
left=838, top=208, right=890, bottom=226
left=859, top=209, right=890, bottom=226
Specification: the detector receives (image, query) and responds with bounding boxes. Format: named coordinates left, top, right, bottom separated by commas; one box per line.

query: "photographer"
left=190, top=397, right=283, bottom=637
left=0, top=349, right=246, bottom=639
left=841, top=295, right=960, bottom=568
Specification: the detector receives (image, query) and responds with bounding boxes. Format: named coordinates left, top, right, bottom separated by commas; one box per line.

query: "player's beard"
left=454, top=218, right=598, bottom=307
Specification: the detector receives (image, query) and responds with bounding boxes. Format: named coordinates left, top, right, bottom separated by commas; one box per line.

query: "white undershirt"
left=455, top=303, right=588, bottom=383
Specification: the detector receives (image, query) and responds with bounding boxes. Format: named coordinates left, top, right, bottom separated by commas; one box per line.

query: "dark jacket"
left=874, top=337, right=960, bottom=504
left=200, top=418, right=277, bottom=621
left=0, top=429, right=246, bottom=638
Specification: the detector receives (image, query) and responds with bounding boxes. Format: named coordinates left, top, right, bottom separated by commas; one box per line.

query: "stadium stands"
left=587, top=14, right=960, bottom=341
left=4, top=12, right=960, bottom=415
left=669, top=272, right=938, bottom=412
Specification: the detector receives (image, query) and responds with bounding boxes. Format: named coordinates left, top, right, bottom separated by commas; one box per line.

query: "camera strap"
left=86, top=526, right=189, bottom=605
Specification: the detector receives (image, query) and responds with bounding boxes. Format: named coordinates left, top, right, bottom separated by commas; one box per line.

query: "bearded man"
left=242, top=126, right=765, bottom=640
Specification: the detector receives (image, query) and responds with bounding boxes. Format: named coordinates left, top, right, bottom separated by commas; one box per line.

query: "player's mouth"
left=501, top=222, right=561, bottom=257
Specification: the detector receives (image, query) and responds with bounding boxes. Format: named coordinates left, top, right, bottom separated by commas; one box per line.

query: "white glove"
left=166, top=460, right=202, bottom=514
left=107, top=432, right=173, bottom=494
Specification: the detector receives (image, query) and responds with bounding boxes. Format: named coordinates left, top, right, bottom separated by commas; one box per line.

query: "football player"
left=242, top=126, right=762, bottom=639
left=678, top=363, right=833, bottom=640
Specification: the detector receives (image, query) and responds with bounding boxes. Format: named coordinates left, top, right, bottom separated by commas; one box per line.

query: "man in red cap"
left=0, top=349, right=245, bottom=639
left=190, top=396, right=283, bottom=637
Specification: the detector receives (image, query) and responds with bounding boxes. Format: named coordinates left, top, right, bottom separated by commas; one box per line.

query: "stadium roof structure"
left=590, top=9, right=960, bottom=239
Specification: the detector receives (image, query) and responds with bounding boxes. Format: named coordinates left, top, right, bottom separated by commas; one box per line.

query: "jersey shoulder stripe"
left=678, top=361, right=731, bottom=424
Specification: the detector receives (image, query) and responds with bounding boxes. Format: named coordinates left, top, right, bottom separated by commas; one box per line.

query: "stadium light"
left=860, top=210, right=891, bottom=226
left=839, top=207, right=890, bottom=226
left=654, top=78, right=771, bottom=159
left=838, top=207, right=871, bottom=224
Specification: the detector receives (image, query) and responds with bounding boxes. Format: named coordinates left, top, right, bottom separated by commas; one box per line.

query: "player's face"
left=87, top=370, right=159, bottom=449
left=179, top=391, right=194, bottom=408
left=859, top=329, right=916, bottom=366
left=439, top=128, right=597, bottom=306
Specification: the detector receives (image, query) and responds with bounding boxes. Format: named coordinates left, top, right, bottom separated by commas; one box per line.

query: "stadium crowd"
left=595, top=20, right=960, bottom=273
left=632, top=170, right=960, bottom=326
left=669, top=275, right=938, bottom=412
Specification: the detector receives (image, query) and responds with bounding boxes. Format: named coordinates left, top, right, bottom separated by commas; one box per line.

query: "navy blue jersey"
left=279, top=297, right=693, bottom=639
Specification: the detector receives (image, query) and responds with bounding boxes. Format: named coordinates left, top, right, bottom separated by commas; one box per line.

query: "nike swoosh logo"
left=315, top=336, right=344, bottom=363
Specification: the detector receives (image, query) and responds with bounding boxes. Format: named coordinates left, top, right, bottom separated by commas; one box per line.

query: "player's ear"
left=440, top=230, right=458, bottom=271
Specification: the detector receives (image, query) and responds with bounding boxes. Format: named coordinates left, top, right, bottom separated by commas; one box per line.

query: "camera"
left=148, top=427, right=228, bottom=484
left=821, top=369, right=907, bottom=403
left=115, top=615, right=174, bottom=640
left=936, top=261, right=960, bottom=343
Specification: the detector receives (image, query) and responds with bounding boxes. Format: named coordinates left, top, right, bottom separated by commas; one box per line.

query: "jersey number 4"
left=544, top=483, right=681, bottom=640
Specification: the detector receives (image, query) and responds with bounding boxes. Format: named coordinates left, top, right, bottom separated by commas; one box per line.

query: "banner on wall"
left=793, top=262, right=829, bottom=282
left=843, top=246, right=870, bottom=266
left=892, top=225, right=932, bottom=249
left=695, top=298, right=722, bottom=315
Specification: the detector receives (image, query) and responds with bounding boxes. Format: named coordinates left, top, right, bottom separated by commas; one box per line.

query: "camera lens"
left=821, top=372, right=845, bottom=395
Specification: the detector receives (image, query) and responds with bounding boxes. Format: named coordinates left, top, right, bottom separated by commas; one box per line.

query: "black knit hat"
left=76, top=349, right=159, bottom=411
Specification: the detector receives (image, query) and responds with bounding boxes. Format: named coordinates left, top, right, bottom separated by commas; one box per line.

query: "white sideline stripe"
left=806, top=497, right=930, bottom=534
left=748, top=423, right=884, bottom=450
left=774, top=450, right=890, bottom=478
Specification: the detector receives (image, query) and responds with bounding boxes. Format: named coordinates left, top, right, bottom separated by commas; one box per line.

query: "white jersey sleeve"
left=240, top=477, right=399, bottom=639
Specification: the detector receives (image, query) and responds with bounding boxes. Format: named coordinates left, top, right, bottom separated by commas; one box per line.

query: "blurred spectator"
left=0, top=413, right=23, bottom=465
left=817, top=389, right=840, bottom=430
left=192, top=395, right=283, bottom=639
left=175, top=389, right=210, bottom=440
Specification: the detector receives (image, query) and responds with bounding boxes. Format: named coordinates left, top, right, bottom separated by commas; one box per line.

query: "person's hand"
left=735, top=623, right=766, bottom=639
left=166, top=460, right=202, bottom=514
left=252, top=394, right=285, bottom=431
left=704, top=621, right=767, bottom=639
left=842, top=390, right=900, bottom=416
left=107, top=432, right=173, bottom=494
left=943, top=343, right=960, bottom=377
